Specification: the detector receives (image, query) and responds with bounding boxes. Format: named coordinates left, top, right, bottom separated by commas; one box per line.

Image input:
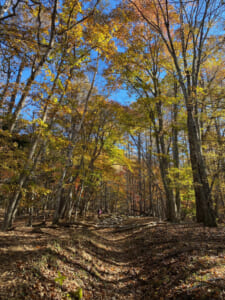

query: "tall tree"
left=126, top=0, right=225, bottom=226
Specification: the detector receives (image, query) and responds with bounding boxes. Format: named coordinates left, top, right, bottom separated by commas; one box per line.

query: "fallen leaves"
left=0, top=217, right=224, bottom=299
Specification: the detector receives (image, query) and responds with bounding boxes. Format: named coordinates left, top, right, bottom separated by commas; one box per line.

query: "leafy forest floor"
left=0, top=212, right=225, bottom=300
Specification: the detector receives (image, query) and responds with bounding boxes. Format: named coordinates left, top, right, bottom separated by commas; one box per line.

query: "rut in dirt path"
left=84, top=219, right=225, bottom=299
left=0, top=217, right=157, bottom=300
left=78, top=223, right=149, bottom=298
left=0, top=217, right=224, bottom=300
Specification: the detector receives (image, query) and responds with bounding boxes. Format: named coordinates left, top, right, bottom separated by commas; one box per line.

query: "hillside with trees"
left=0, top=0, right=225, bottom=299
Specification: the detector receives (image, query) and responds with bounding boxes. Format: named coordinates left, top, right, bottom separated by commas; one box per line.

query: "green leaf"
left=70, top=288, right=83, bottom=300
left=55, top=271, right=66, bottom=286
left=57, top=78, right=64, bottom=92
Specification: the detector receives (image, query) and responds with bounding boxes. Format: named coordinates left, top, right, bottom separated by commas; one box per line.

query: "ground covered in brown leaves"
left=0, top=214, right=225, bottom=299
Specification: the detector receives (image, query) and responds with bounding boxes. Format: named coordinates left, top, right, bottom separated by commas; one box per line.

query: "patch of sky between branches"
left=89, top=44, right=135, bottom=106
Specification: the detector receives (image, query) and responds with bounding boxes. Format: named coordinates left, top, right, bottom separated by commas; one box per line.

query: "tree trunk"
left=172, top=99, right=181, bottom=218
left=187, top=108, right=216, bottom=226
left=73, top=183, right=84, bottom=221
left=2, top=174, right=25, bottom=230
left=137, top=133, right=143, bottom=213
left=155, top=101, right=177, bottom=222
left=52, top=167, right=68, bottom=224
left=148, top=126, right=153, bottom=214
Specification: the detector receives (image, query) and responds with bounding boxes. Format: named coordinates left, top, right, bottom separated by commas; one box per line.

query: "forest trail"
left=0, top=215, right=225, bottom=299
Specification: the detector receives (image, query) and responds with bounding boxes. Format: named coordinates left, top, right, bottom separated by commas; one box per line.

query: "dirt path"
left=0, top=216, right=225, bottom=299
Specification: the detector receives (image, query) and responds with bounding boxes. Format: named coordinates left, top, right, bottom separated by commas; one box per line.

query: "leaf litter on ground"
left=0, top=213, right=224, bottom=299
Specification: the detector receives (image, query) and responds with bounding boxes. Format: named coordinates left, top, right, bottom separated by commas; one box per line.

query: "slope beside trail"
left=0, top=214, right=224, bottom=299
